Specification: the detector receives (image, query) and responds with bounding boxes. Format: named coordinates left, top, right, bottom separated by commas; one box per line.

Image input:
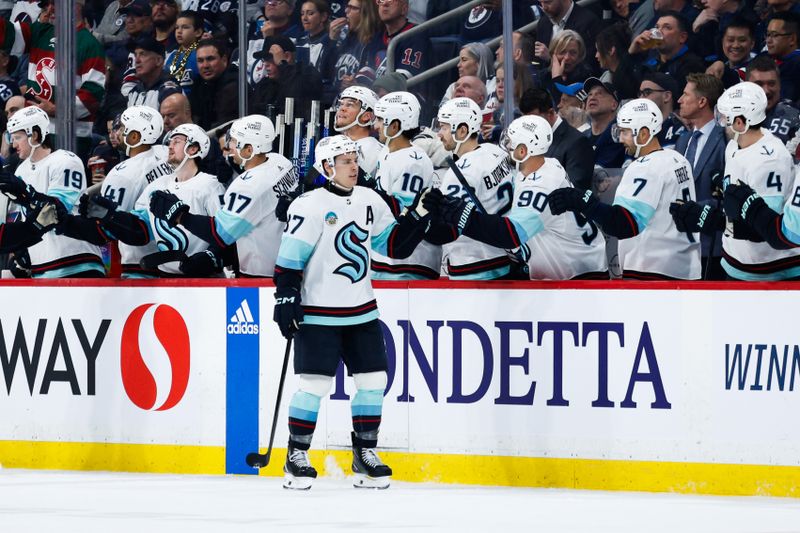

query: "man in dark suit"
left=535, top=0, right=602, bottom=71
left=674, top=73, right=726, bottom=279
left=519, top=87, right=594, bottom=190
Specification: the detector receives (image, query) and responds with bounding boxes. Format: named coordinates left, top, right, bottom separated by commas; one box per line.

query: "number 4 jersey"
left=721, top=131, right=800, bottom=280
left=614, top=149, right=701, bottom=280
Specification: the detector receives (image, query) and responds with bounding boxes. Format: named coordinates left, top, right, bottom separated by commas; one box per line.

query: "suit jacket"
left=547, top=119, right=594, bottom=190
left=674, top=124, right=726, bottom=257
left=537, top=3, right=602, bottom=71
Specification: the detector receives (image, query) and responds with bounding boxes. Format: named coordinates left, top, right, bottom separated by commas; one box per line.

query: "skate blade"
left=283, top=473, right=314, bottom=490
left=353, top=473, right=390, bottom=489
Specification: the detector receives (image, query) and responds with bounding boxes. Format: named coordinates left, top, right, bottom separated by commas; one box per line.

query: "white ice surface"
left=2, top=469, right=800, bottom=533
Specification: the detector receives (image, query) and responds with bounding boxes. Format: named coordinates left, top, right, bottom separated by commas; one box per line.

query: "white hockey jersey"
left=214, top=153, right=298, bottom=277
left=720, top=131, right=800, bottom=280
left=100, top=145, right=171, bottom=277
left=134, top=171, right=225, bottom=276
left=509, top=159, right=608, bottom=279
left=437, top=143, right=516, bottom=280
left=276, top=186, right=400, bottom=326
left=15, top=150, right=104, bottom=278
left=614, top=149, right=701, bottom=280
left=355, top=135, right=383, bottom=178
left=371, top=145, right=442, bottom=279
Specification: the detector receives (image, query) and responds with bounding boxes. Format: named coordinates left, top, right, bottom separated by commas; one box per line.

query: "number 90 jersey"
left=721, top=131, right=800, bottom=280
left=371, top=145, right=441, bottom=279
left=613, top=149, right=701, bottom=280
left=510, top=159, right=608, bottom=279
left=276, top=186, right=399, bottom=326
left=439, top=143, right=515, bottom=280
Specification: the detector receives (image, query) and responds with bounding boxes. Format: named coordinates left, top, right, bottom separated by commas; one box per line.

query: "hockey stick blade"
left=246, top=451, right=270, bottom=468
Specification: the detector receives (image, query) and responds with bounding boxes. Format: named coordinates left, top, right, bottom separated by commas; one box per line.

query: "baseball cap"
left=120, top=0, right=153, bottom=17
left=127, top=35, right=165, bottom=56
left=372, top=72, right=408, bottom=94
left=554, top=81, right=586, bottom=100
left=641, top=72, right=680, bottom=104
left=253, top=35, right=297, bottom=60
left=583, top=77, right=620, bottom=103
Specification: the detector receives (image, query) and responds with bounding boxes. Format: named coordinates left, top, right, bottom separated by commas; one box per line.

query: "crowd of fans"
left=0, top=0, right=800, bottom=281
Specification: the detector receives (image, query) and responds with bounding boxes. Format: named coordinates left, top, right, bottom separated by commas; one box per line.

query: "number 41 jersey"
left=276, top=186, right=399, bottom=326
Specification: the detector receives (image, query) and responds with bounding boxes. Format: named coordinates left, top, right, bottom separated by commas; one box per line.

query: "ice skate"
left=351, top=432, right=392, bottom=489
left=283, top=446, right=317, bottom=490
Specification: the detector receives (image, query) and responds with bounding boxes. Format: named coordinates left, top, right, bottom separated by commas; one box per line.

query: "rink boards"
left=0, top=279, right=799, bottom=497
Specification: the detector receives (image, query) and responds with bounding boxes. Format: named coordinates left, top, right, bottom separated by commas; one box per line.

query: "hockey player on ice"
left=149, top=114, right=299, bottom=277
left=272, top=135, right=430, bottom=490
left=549, top=98, right=702, bottom=280
left=422, top=114, right=609, bottom=280
left=370, top=91, right=442, bottom=279
left=57, top=105, right=170, bottom=277
left=0, top=106, right=105, bottom=277
left=670, top=81, right=800, bottom=280
left=425, top=97, right=517, bottom=280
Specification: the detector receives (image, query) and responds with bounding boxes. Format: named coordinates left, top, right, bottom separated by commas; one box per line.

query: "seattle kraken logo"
left=154, top=217, right=189, bottom=253
left=333, top=222, right=370, bottom=283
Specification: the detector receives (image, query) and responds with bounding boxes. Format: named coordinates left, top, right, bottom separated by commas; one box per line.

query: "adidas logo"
left=227, top=299, right=259, bottom=335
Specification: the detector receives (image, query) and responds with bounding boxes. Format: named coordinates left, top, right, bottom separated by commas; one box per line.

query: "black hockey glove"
left=669, top=200, right=724, bottom=235
left=0, top=171, right=48, bottom=207
left=423, top=188, right=476, bottom=233
left=79, top=194, right=118, bottom=221
left=404, top=188, right=432, bottom=222
left=723, top=181, right=766, bottom=223
left=548, top=187, right=597, bottom=216
left=8, top=251, right=31, bottom=278
left=179, top=248, right=224, bottom=277
left=150, top=190, right=189, bottom=226
left=273, top=287, right=303, bottom=339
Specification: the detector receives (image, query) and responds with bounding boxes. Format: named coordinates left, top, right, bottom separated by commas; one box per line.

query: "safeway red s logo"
left=120, top=304, right=190, bottom=411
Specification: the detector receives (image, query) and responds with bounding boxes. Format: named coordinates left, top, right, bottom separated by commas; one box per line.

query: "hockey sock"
left=351, top=389, right=383, bottom=448
left=288, top=390, right=321, bottom=450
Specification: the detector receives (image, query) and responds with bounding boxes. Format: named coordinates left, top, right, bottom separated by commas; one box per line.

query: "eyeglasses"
left=638, top=88, right=668, bottom=97
left=766, top=31, right=792, bottom=39
left=375, top=0, right=398, bottom=5
left=345, top=4, right=361, bottom=11
left=265, top=0, right=287, bottom=5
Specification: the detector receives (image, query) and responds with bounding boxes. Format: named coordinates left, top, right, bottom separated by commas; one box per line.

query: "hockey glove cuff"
left=150, top=190, right=189, bottom=226
left=669, top=200, right=724, bottom=235
left=548, top=188, right=598, bottom=216
left=274, top=287, right=304, bottom=339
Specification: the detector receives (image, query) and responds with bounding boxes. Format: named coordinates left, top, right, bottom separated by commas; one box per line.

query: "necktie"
left=684, top=129, right=702, bottom=172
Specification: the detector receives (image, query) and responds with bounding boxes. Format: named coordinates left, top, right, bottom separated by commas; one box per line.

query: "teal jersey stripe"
left=303, top=309, right=380, bottom=326
left=614, top=196, right=656, bottom=232
left=764, top=195, right=784, bottom=212
left=215, top=209, right=254, bottom=245
left=371, top=221, right=396, bottom=256
left=34, top=263, right=105, bottom=279
left=508, top=207, right=544, bottom=243
left=276, top=236, right=315, bottom=271
left=47, top=188, right=81, bottom=211
left=782, top=204, right=800, bottom=245
left=721, top=259, right=800, bottom=281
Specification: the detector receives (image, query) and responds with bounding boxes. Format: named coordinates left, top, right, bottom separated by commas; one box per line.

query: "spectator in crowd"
left=119, top=0, right=155, bottom=97
left=556, top=82, right=590, bottom=131
left=627, top=0, right=655, bottom=38
left=248, top=35, right=322, bottom=119
left=95, top=57, right=128, bottom=139
left=629, top=11, right=706, bottom=93
left=652, top=0, right=700, bottom=27
left=372, top=71, right=407, bottom=98
left=705, top=15, right=757, bottom=88
left=691, top=0, right=752, bottom=60
left=296, top=0, right=337, bottom=105
left=190, top=39, right=239, bottom=130
left=461, top=0, right=536, bottom=44
left=0, top=49, right=20, bottom=111
left=257, top=0, right=303, bottom=40
left=362, top=0, right=430, bottom=81
left=519, top=87, right=595, bottom=190
left=747, top=55, right=800, bottom=144
left=535, top=0, right=602, bottom=69
left=1, top=94, right=24, bottom=164
left=583, top=77, right=626, bottom=168
left=595, top=22, right=642, bottom=100
left=93, top=0, right=136, bottom=46
left=160, top=92, right=193, bottom=136
left=543, top=30, right=594, bottom=101
left=127, top=36, right=181, bottom=109
left=441, top=43, right=496, bottom=107
left=330, top=0, right=380, bottom=92
left=765, top=12, right=800, bottom=103
left=165, top=10, right=204, bottom=95
left=496, top=31, right=539, bottom=80
left=481, top=64, right=534, bottom=141
left=675, top=72, right=726, bottom=279
left=452, top=75, right=487, bottom=110
left=0, top=0, right=105, bottom=158
left=152, top=0, right=180, bottom=53
left=639, top=72, right=685, bottom=149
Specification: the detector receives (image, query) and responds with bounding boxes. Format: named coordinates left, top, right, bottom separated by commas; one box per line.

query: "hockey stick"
left=445, top=156, right=485, bottom=213
left=139, top=250, right=189, bottom=271
left=246, top=335, right=293, bottom=468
